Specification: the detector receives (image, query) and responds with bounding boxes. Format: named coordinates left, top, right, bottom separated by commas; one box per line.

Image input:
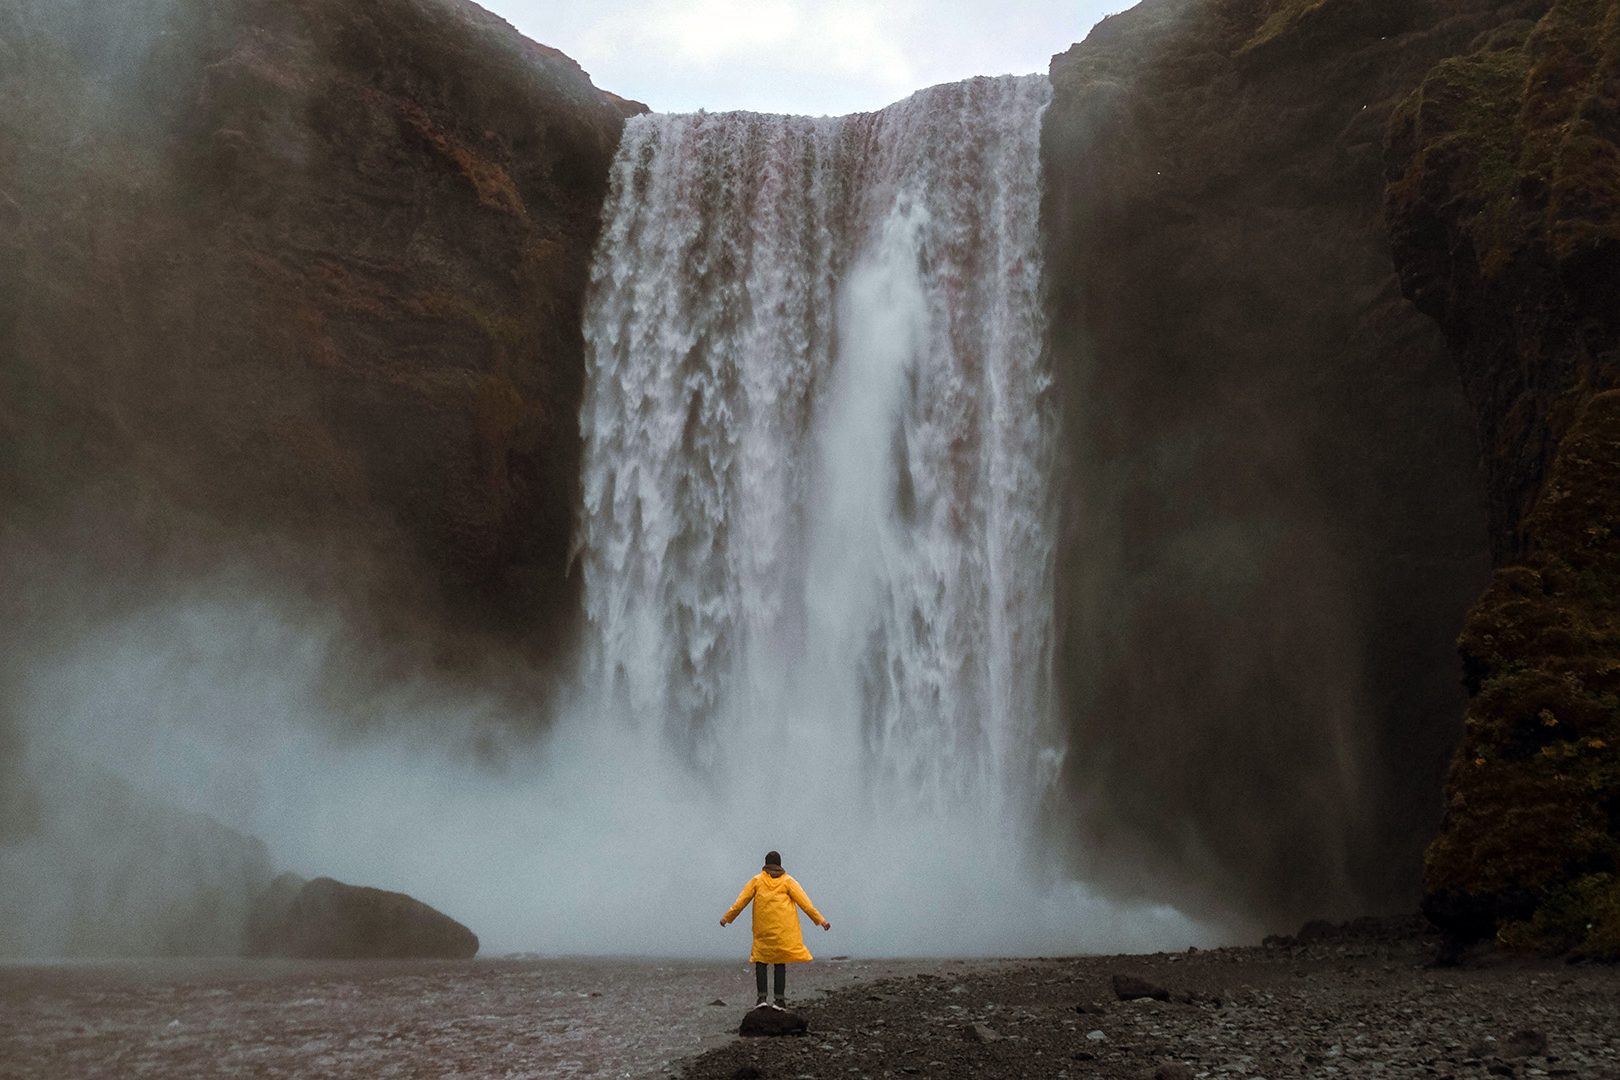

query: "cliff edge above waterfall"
left=0, top=0, right=636, bottom=673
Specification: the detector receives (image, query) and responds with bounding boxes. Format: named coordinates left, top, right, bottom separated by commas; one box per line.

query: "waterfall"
left=579, top=75, right=1060, bottom=832
left=550, top=75, right=1205, bottom=953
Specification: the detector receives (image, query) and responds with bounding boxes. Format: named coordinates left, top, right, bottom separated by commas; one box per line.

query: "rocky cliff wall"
left=1041, top=0, right=1519, bottom=929
left=0, top=0, right=633, bottom=955
left=0, top=0, right=633, bottom=675
left=1385, top=0, right=1620, bottom=957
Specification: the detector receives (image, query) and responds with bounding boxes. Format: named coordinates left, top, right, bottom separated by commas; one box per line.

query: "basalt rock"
left=1112, top=973, right=1171, bottom=1002
left=738, top=1005, right=809, bottom=1037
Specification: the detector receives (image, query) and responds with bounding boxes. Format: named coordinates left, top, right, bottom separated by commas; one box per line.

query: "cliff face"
left=0, top=0, right=632, bottom=955
left=1042, top=0, right=1518, bottom=927
left=1385, top=0, right=1620, bottom=957
left=0, top=0, right=634, bottom=669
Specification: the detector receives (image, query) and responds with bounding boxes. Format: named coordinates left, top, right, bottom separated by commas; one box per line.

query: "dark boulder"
left=1502, top=1030, right=1548, bottom=1059
left=738, top=1005, right=808, bottom=1037
left=1112, top=973, right=1170, bottom=1002
left=246, top=874, right=478, bottom=959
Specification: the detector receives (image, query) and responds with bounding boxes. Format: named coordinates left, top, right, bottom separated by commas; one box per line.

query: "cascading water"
left=566, top=76, right=1200, bottom=953
left=580, top=74, right=1058, bottom=822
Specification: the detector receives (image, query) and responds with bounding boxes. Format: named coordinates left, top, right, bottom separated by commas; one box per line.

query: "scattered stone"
left=709, top=999, right=728, bottom=1006
left=1502, top=1029, right=1547, bottom=1058
left=739, top=1005, right=808, bottom=1038
left=964, top=1022, right=1002, bottom=1043
left=1112, top=973, right=1171, bottom=1002
left=675, top=920, right=1619, bottom=1080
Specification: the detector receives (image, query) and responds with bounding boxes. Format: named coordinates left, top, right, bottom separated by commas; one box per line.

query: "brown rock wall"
left=1042, top=0, right=1505, bottom=927
left=0, top=0, right=634, bottom=673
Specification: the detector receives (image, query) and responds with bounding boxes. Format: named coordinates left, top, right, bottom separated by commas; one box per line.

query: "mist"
left=2, top=579, right=1218, bottom=958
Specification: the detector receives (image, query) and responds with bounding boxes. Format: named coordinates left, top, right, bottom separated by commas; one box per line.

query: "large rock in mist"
left=0, top=0, right=636, bottom=669
left=246, top=873, right=479, bottom=959
left=1384, top=0, right=1620, bottom=957
left=1041, top=0, right=1513, bottom=926
left=0, top=764, right=273, bottom=956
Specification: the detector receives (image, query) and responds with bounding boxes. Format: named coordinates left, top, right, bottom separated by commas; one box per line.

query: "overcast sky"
left=483, top=0, right=1126, bottom=116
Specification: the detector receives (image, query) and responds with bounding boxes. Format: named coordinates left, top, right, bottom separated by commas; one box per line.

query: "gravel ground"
left=3, top=925, right=1615, bottom=1078
left=676, top=926, right=1620, bottom=1080
left=0, top=955, right=987, bottom=1079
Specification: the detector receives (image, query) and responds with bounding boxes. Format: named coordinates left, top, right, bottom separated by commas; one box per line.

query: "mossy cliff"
left=1041, top=0, right=1513, bottom=927
left=0, top=0, right=637, bottom=674
left=1043, top=0, right=1618, bottom=947
left=1385, top=0, right=1620, bottom=955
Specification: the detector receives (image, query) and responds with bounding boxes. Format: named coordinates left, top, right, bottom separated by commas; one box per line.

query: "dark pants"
left=755, top=962, right=785, bottom=998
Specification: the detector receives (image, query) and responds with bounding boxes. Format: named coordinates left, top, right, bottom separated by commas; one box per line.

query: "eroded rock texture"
left=0, top=0, right=633, bottom=669
left=1042, top=0, right=1512, bottom=927
left=1386, top=0, right=1620, bottom=956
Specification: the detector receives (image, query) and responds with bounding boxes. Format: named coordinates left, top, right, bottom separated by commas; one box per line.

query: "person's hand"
left=820, top=920, right=831, bottom=931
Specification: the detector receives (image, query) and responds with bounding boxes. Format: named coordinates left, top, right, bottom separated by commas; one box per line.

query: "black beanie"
left=764, top=850, right=782, bottom=868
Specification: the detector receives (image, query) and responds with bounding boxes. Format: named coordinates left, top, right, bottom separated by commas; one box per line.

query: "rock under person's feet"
left=739, top=1004, right=807, bottom=1037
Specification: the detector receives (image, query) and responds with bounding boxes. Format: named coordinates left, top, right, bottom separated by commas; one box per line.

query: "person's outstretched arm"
left=720, top=879, right=757, bottom=926
left=786, top=878, right=831, bottom=930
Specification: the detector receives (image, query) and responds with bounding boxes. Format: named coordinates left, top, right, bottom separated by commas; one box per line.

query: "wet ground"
left=680, top=928, right=1620, bottom=1080
left=0, top=955, right=999, bottom=1079
left=5, top=931, right=1618, bottom=1079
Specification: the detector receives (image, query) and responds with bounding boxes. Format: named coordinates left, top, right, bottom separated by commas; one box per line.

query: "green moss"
left=1498, top=873, right=1620, bottom=958
left=1426, top=391, right=1620, bottom=952
left=1241, top=0, right=1329, bottom=52
left=1390, top=0, right=1620, bottom=278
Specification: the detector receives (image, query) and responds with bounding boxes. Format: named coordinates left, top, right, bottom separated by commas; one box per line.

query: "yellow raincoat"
left=724, top=869, right=825, bottom=963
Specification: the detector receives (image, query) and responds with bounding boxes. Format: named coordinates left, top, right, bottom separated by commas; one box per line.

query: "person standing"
left=720, top=850, right=830, bottom=1008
